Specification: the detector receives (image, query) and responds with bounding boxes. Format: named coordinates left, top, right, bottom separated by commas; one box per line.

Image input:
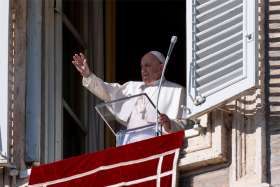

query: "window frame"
left=186, top=0, right=258, bottom=119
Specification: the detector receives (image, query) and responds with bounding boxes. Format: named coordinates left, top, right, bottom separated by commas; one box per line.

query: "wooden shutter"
left=186, top=0, right=258, bottom=118
left=0, top=0, right=10, bottom=161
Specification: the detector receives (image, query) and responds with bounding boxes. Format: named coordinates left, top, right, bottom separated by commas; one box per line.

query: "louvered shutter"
left=186, top=0, right=258, bottom=119
left=0, top=0, right=9, bottom=161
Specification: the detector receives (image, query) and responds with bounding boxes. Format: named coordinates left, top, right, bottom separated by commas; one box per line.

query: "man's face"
left=141, top=53, right=163, bottom=85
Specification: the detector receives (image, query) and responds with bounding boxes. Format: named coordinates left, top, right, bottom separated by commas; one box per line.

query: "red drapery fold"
left=29, top=131, right=184, bottom=187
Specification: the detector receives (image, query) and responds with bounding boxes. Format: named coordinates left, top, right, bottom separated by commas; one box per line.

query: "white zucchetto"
left=150, top=51, right=165, bottom=64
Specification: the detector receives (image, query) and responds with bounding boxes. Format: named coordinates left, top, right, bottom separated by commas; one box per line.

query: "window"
left=42, top=0, right=90, bottom=162
left=179, top=0, right=258, bottom=170
left=186, top=0, right=258, bottom=119
left=57, top=0, right=89, bottom=159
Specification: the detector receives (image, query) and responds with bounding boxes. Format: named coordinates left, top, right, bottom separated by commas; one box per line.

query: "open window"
left=186, top=0, right=258, bottom=119
left=0, top=0, right=9, bottom=163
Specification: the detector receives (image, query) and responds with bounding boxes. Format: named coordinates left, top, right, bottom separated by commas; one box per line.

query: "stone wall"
left=268, top=0, right=280, bottom=186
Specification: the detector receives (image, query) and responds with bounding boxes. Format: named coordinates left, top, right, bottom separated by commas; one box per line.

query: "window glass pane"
left=63, top=108, right=85, bottom=158
left=62, top=0, right=85, bottom=39
left=62, top=23, right=84, bottom=122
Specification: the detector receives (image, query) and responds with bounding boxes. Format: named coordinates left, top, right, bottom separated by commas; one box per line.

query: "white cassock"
left=83, top=73, right=185, bottom=145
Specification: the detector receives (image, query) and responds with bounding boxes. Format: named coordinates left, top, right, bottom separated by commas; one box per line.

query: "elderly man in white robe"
left=72, top=51, right=185, bottom=145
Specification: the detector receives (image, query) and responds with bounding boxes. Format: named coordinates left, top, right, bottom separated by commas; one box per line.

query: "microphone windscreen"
left=171, top=36, right=177, bottom=43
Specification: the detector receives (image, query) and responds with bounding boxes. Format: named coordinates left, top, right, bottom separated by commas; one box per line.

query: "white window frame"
left=186, top=0, right=258, bottom=119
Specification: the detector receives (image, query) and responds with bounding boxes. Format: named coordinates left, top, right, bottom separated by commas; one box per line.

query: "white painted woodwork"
left=186, top=0, right=258, bottom=118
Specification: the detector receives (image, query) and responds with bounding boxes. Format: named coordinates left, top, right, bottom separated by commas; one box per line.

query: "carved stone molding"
left=179, top=110, right=230, bottom=171
left=229, top=109, right=268, bottom=187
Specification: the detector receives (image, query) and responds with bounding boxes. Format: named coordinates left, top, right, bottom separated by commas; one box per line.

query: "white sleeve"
left=162, top=87, right=186, bottom=134
left=171, top=87, right=186, bottom=132
left=82, top=73, right=123, bottom=102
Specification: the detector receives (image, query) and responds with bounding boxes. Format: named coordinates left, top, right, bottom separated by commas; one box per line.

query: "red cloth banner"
left=29, top=131, right=184, bottom=187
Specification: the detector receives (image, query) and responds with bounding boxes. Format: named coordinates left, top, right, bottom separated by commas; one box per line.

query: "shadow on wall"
left=268, top=0, right=280, bottom=185
left=268, top=0, right=280, bottom=133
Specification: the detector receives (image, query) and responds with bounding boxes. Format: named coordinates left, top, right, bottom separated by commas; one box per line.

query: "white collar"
left=152, top=77, right=166, bottom=86
left=139, top=77, right=166, bottom=90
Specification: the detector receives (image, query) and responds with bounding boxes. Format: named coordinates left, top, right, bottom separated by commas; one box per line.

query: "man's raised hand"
left=72, top=53, right=91, bottom=78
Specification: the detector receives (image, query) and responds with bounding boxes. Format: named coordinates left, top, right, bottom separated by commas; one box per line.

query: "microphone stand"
left=155, top=36, right=177, bottom=136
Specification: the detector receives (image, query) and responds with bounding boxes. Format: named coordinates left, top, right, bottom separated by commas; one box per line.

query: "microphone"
left=155, top=36, right=177, bottom=136
left=165, top=36, right=177, bottom=61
